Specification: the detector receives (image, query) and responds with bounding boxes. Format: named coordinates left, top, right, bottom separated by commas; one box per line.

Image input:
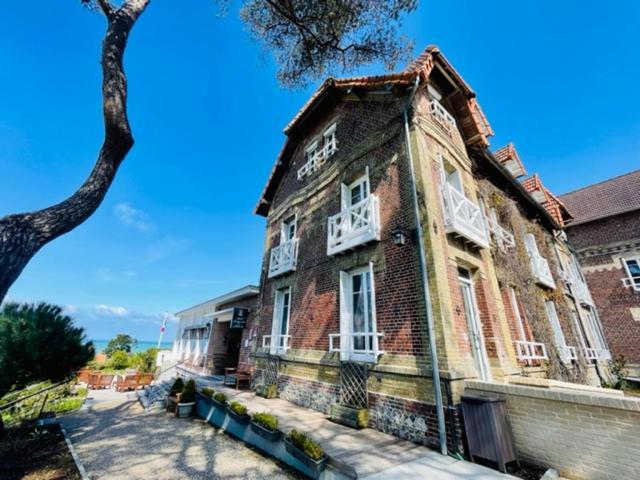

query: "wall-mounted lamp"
left=391, top=227, right=407, bottom=246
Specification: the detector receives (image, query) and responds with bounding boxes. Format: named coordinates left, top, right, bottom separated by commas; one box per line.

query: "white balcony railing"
left=328, top=332, right=384, bottom=362
left=529, top=253, right=556, bottom=290
left=441, top=182, right=490, bottom=248
left=622, top=276, right=640, bottom=292
left=298, top=142, right=337, bottom=180
left=327, top=195, right=380, bottom=255
left=558, top=345, right=577, bottom=363
left=262, top=335, right=291, bottom=355
left=484, top=212, right=516, bottom=251
left=268, top=238, right=299, bottom=278
left=581, top=347, right=611, bottom=362
left=560, top=267, right=594, bottom=306
left=429, top=98, right=458, bottom=138
left=514, top=340, right=548, bottom=362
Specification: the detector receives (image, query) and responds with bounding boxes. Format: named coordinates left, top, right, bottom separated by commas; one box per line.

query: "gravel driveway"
left=61, top=389, right=300, bottom=480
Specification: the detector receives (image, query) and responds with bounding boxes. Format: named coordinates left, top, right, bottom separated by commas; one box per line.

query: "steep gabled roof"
left=494, top=143, right=527, bottom=178
left=520, top=174, right=573, bottom=226
left=559, top=169, right=640, bottom=226
left=255, top=45, right=494, bottom=217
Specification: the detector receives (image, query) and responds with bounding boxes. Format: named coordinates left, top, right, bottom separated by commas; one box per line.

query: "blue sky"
left=1, top=1, right=638, bottom=341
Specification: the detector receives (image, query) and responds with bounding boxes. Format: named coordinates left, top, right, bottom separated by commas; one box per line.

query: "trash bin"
left=460, top=394, right=518, bottom=473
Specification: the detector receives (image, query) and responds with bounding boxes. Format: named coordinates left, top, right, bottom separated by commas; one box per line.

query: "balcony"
left=582, top=347, right=611, bottom=362
left=622, top=276, right=640, bottom=292
left=514, top=340, right=548, bottom=362
left=485, top=212, right=516, bottom=251
left=560, top=267, right=594, bottom=306
left=327, top=195, right=380, bottom=256
left=268, top=238, right=298, bottom=278
left=558, top=345, right=577, bottom=363
left=441, top=182, right=490, bottom=248
left=328, top=332, right=384, bottom=363
left=262, top=335, right=291, bottom=355
left=529, top=253, right=556, bottom=290
left=429, top=98, right=460, bottom=140
left=297, top=142, right=337, bottom=180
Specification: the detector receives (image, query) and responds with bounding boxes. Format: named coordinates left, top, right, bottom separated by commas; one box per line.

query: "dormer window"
left=297, top=123, right=337, bottom=180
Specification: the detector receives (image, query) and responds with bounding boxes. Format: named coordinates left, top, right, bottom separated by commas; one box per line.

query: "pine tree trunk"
left=0, top=0, right=150, bottom=304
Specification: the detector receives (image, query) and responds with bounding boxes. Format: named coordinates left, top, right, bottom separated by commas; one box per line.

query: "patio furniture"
left=88, top=373, right=101, bottom=389
left=235, top=371, right=252, bottom=390
left=224, top=368, right=237, bottom=386
left=91, top=374, right=115, bottom=390
left=77, top=368, right=91, bottom=384
left=136, top=373, right=154, bottom=389
left=115, top=374, right=140, bottom=392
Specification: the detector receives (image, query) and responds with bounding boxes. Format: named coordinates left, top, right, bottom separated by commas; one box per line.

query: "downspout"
left=403, top=76, right=448, bottom=456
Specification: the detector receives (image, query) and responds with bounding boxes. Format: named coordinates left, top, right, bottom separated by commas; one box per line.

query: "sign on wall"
left=230, top=307, right=250, bottom=329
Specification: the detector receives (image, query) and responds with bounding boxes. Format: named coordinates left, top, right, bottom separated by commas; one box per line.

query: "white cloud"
left=114, top=202, right=156, bottom=234
left=94, top=304, right=129, bottom=317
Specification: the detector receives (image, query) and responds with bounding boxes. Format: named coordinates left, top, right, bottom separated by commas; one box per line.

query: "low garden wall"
left=464, top=380, right=640, bottom=480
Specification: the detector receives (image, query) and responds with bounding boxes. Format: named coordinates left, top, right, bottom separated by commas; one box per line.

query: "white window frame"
left=269, top=287, right=291, bottom=355
left=341, top=168, right=370, bottom=211
left=458, top=268, right=491, bottom=381
left=297, top=123, right=337, bottom=180
left=622, top=257, right=640, bottom=291
left=544, top=300, right=575, bottom=363
left=335, top=262, right=381, bottom=363
left=281, top=215, right=297, bottom=242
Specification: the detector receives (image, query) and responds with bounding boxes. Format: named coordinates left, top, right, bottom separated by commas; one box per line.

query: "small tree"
left=108, top=350, right=131, bottom=370
left=0, top=302, right=94, bottom=399
left=130, top=348, right=158, bottom=374
left=104, top=334, right=137, bottom=356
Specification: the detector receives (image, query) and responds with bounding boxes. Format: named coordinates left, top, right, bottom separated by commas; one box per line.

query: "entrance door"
left=458, top=268, right=491, bottom=381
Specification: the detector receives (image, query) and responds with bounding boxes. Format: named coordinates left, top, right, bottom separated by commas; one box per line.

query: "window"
left=623, top=258, right=640, bottom=290
left=335, top=263, right=381, bottom=362
left=269, top=287, right=291, bottom=354
left=297, top=123, right=337, bottom=180
left=342, top=172, right=370, bottom=209
left=509, top=287, right=527, bottom=341
left=524, top=234, right=556, bottom=289
left=281, top=216, right=296, bottom=242
left=544, top=300, right=575, bottom=362
left=458, top=268, right=491, bottom=381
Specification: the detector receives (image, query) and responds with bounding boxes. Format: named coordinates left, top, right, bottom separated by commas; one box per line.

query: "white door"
left=458, top=268, right=491, bottom=381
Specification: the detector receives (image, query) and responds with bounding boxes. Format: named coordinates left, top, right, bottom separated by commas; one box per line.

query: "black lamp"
left=391, top=227, right=407, bottom=246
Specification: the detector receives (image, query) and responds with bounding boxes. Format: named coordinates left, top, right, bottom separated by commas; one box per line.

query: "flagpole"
left=157, top=312, right=168, bottom=349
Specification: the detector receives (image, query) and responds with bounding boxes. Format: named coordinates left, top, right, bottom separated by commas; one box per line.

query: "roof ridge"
left=560, top=168, right=640, bottom=197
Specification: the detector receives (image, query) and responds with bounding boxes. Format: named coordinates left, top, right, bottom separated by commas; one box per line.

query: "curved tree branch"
left=0, top=0, right=150, bottom=303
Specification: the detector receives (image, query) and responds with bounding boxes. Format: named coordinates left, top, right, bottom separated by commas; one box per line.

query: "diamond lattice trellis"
left=263, top=357, right=279, bottom=387
left=340, top=362, right=368, bottom=409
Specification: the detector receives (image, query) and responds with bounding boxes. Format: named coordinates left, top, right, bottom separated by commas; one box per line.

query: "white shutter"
left=544, top=300, right=566, bottom=347
left=339, top=271, right=352, bottom=361
left=524, top=233, right=539, bottom=256
left=341, top=183, right=350, bottom=211
left=368, top=262, right=380, bottom=355
left=270, top=291, right=281, bottom=355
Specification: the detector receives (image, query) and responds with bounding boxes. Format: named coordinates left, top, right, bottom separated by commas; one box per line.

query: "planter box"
left=176, top=401, right=195, bottom=418
left=250, top=420, right=283, bottom=442
left=227, top=406, right=250, bottom=425
left=196, top=392, right=214, bottom=406
left=211, top=398, right=227, bottom=410
left=330, top=403, right=369, bottom=429
left=284, top=437, right=327, bottom=477
left=255, top=384, right=278, bottom=399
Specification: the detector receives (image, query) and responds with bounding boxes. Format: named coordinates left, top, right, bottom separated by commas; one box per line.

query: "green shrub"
left=287, top=429, right=324, bottom=461
left=51, top=398, right=83, bottom=414
left=74, top=387, right=88, bottom=398
left=228, top=400, right=248, bottom=416
left=213, top=392, right=227, bottom=404
left=180, top=379, right=196, bottom=403
left=170, top=378, right=184, bottom=395
left=606, top=355, right=629, bottom=390
left=130, top=348, right=158, bottom=374
left=201, top=387, right=214, bottom=398
left=252, top=412, right=278, bottom=431
left=108, top=350, right=130, bottom=370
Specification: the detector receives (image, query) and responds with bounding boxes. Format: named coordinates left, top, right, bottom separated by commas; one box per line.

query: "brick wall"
left=465, top=380, right=640, bottom=480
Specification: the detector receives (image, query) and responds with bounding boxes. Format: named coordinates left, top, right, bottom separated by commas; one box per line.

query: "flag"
left=160, top=315, right=167, bottom=333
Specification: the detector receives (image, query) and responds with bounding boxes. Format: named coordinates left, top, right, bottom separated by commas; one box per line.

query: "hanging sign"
left=230, top=307, right=250, bottom=329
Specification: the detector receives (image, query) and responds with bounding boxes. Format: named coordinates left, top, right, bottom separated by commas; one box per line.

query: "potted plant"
left=211, top=391, right=227, bottom=410
left=166, top=377, right=184, bottom=412
left=285, top=429, right=327, bottom=476
left=176, top=379, right=196, bottom=418
left=227, top=400, right=250, bottom=425
left=255, top=383, right=278, bottom=399
left=250, top=412, right=282, bottom=442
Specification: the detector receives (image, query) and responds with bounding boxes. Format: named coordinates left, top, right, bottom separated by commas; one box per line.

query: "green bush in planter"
left=213, top=392, right=227, bottom=404
left=170, top=377, right=184, bottom=396
left=228, top=400, right=248, bottom=416
left=180, top=379, right=196, bottom=404
left=252, top=412, right=278, bottom=431
left=287, top=429, right=324, bottom=461
left=201, top=387, right=214, bottom=398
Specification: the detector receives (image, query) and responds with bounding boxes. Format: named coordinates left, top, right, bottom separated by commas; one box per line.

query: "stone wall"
left=465, top=380, right=640, bottom=480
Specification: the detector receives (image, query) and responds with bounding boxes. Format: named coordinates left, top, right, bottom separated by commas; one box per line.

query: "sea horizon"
left=91, top=339, right=173, bottom=353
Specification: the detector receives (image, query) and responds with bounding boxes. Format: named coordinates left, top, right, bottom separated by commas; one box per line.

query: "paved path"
left=61, top=389, right=300, bottom=480
left=192, top=372, right=517, bottom=480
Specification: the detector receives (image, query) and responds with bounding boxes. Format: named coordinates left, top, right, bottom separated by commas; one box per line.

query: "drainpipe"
left=403, top=76, right=448, bottom=456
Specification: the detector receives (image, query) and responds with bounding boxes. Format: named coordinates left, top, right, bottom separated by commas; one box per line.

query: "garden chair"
left=77, top=368, right=91, bottom=384
left=235, top=371, right=252, bottom=390
left=115, top=374, right=139, bottom=392
left=88, top=373, right=101, bottom=389
left=136, top=373, right=154, bottom=389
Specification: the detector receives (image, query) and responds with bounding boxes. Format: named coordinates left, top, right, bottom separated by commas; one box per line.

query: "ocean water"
left=92, top=339, right=173, bottom=354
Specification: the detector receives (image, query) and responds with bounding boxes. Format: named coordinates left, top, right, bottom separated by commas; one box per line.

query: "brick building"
left=173, top=285, right=258, bottom=374
left=248, top=45, right=611, bottom=452
left=560, top=170, right=640, bottom=377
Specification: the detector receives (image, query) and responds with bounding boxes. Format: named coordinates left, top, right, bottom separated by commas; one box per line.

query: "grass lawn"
left=0, top=424, right=81, bottom=480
